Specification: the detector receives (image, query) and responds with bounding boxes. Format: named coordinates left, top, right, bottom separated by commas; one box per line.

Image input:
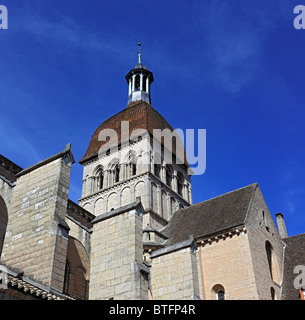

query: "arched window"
left=212, top=284, right=225, bottom=300
left=99, top=171, right=104, bottom=190
left=114, top=165, right=120, bottom=183
left=266, top=241, right=273, bottom=279
left=165, top=165, right=172, bottom=187
left=271, top=287, right=275, bottom=300
left=177, top=172, right=183, bottom=196
left=154, top=164, right=161, bottom=179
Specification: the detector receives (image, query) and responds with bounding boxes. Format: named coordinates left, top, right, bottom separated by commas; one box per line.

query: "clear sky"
left=1, top=0, right=304, bottom=237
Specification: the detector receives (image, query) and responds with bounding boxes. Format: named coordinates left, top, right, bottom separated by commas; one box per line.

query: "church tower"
left=78, top=51, right=193, bottom=236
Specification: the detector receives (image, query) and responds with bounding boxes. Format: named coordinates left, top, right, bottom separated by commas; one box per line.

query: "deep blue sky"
left=1, top=0, right=304, bottom=237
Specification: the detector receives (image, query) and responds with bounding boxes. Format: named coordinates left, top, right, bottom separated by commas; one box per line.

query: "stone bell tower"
left=80, top=48, right=193, bottom=300
left=79, top=50, right=192, bottom=233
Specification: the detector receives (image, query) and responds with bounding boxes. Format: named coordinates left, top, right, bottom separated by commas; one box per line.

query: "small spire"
left=125, top=45, right=154, bottom=106
left=137, top=41, right=142, bottom=63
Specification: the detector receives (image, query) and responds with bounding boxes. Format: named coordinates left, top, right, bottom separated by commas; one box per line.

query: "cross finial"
left=137, top=41, right=142, bottom=63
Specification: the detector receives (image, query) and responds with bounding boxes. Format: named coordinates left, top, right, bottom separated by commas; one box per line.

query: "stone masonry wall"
left=198, top=230, right=258, bottom=300
left=89, top=207, right=145, bottom=300
left=150, top=246, right=200, bottom=300
left=0, top=156, right=72, bottom=292
left=245, top=186, right=284, bottom=300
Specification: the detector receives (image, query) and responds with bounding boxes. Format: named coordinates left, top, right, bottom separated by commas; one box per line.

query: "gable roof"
left=162, top=183, right=258, bottom=246
left=281, top=233, right=305, bottom=300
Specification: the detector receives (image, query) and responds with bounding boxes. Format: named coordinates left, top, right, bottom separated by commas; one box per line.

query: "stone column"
left=141, top=151, right=150, bottom=173
left=89, top=176, right=95, bottom=194
left=157, top=185, right=162, bottom=217
left=146, top=178, right=152, bottom=212
left=119, top=164, right=124, bottom=181
left=183, top=183, right=188, bottom=201
left=122, top=163, right=127, bottom=180
left=140, top=73, right=143, bottom=91
left=109, top=170, right=113, bottom=187
left=189, top=185, right=193, bottom=205
left=172, top=174, right=178, bottom=193
left=86, top=177, right=91, bottom=195
left=132, top=74, right=135, bottom=92
left=146, top=75, right=150, bottom=94
left=104, top=170, right=109, bottom=188
left=128, top=78, right=132, bottom=95
left=161, top=165, right=166, bottom=183
left=151, top=156, right=155, bottom=175
left=82, top=179, right=86, bottom=197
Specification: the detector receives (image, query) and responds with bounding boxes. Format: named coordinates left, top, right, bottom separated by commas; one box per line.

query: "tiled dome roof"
left=133, top=62, right=149, bottom=70
left=79, top=100, right=187, bottom=165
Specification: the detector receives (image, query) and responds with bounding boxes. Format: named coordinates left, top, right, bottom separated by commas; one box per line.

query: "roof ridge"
left=185, top=182, right=258, bottom=209
left=285, top=232, right=305, bottom=240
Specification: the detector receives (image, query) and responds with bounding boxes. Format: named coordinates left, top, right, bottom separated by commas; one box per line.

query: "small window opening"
left=132, top=163, right=137, bottom=176
left=143, top=76, right=147, bottom=92
left=135, top=74, right=141, bottom=91
left=115, top=165, right=120, bottom=183
left=166, top=169, right=171, bottom=187
left=217, top=290, right=225, bottom=300
left=154, top=164, right=160, bottom=179
left=99, top=172, right=104, bottom=189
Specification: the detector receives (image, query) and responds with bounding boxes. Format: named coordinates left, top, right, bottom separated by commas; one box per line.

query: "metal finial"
left=137, top=41, right=142, bottom=63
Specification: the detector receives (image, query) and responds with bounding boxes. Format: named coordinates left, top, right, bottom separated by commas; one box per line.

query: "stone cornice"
left=196, top=225, right=247, bottom=246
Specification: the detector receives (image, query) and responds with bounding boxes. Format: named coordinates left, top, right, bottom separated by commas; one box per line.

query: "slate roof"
left=281, top=233, right=305, bottom=300
left=162, top=183, right=258, bottom=246
left=80, top=100, right=187, bottom=165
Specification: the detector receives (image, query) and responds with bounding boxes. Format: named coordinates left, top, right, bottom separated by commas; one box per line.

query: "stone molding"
left=196, top=226, right=247, bottom=246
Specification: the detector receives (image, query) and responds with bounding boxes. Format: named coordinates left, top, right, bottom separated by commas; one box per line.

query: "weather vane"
left=137, top=41, right=142, bottom=63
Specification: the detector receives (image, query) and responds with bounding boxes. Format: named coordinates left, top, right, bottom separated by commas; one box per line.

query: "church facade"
left=0, top=56, right=304, bottom=300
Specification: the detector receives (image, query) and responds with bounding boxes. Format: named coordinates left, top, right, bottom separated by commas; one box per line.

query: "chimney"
left=275, top=213, right=288, bottom=238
